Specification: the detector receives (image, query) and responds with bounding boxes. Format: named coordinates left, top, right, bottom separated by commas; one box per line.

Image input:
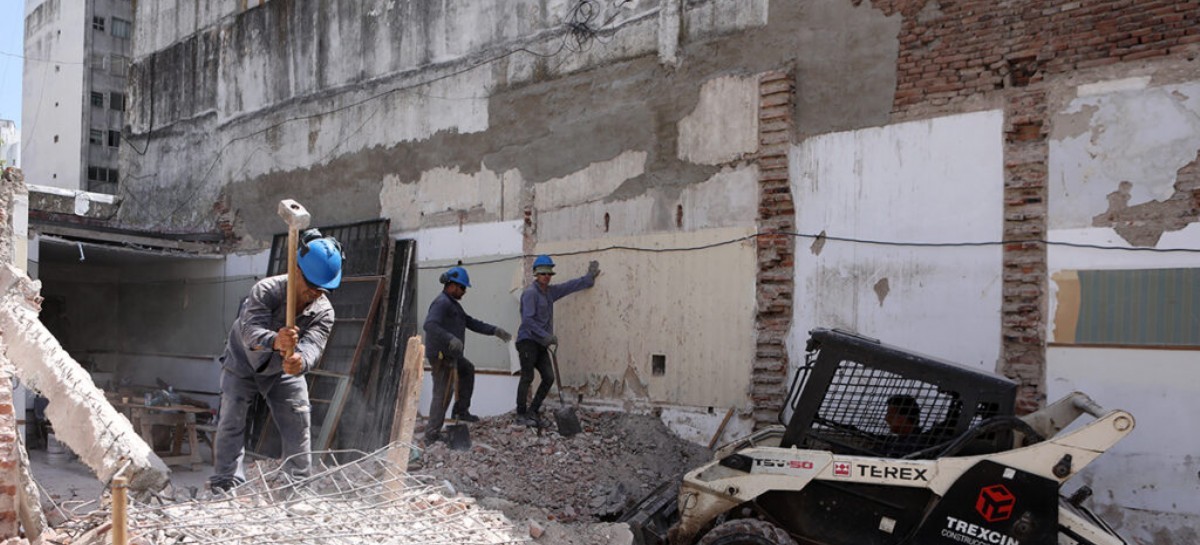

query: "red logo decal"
left=976, top=484, right=1016, bottom=522
left=833, top=461, right=851, bottom=477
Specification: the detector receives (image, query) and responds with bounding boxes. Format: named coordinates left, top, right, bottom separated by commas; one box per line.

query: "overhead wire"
left=414, top=230, right=1200, bottom=270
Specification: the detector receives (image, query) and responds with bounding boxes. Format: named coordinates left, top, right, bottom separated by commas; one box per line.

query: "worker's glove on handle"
left=587, top=260, right=601, bottom=279
left=447, top=337, right=464, bottom=358
left=494, top=327, right=512, bottom=343
left=543, top=334, right=558, bottom=347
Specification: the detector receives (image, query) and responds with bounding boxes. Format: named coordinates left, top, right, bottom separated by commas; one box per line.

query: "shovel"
left=549, top=346, right=582, bottom=437
left=442, top=365, right=471, bottom=451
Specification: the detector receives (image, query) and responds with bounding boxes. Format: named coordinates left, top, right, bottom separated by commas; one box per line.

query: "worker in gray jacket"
left=209, top=232, right=343, bottom=493
left=423, top=266, right=511, bottom=443
left=515, top=255, right=599, bottom=427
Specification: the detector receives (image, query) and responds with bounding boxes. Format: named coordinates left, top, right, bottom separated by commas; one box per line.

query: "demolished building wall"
left=118, top=1, right=1200, bottom=540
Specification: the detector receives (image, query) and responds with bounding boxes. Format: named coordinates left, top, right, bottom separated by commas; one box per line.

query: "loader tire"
left=697, top=519, right=798, bottom=545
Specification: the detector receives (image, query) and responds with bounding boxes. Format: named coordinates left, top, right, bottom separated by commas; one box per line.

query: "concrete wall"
left=23, top=0, right=87, bottom=190
left=1045, top=77, right=1200, bottom=541
left=789, top=110, right=1006, bottom=370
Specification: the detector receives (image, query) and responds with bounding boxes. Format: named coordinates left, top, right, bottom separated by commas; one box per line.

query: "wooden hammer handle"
left=284, top=226, right=298, bottom=360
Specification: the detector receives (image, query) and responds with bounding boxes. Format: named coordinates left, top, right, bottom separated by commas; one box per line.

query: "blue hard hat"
left=298, top=237, right=343, bottom=290
left=441, top=266, right=471, bottom=288
left=532, top=254, right=556, bottom=275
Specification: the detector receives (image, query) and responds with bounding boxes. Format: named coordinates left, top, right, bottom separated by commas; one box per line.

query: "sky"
left=1, top=0, right=25, bottom=129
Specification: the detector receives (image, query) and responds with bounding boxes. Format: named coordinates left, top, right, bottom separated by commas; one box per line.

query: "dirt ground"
left=412, top=408, right=713, bottom=544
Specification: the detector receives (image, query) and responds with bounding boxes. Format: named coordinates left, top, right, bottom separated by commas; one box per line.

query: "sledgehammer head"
left=277, top=199, right=311, bottom=230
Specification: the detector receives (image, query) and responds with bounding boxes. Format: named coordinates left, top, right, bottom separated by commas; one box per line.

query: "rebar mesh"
left=63, top=444, right=527, bottom=545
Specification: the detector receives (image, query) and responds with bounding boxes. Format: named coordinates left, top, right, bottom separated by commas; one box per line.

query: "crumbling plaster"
left=123, top=0, right=899, bottom=246
left=1048, top=81, right=1200, bottom=241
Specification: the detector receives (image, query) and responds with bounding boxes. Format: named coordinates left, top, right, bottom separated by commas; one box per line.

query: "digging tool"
left=548, top=345, right=582, bottom=437
left=433, top=354, right=471, bottom=451
left=276, top=200, right=311, bottom=375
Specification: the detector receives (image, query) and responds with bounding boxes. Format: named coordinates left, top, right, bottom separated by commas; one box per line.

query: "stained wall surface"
left=789, top=111, right=1006, bottom=370
left=1046, top=76, right=1200, bottom=543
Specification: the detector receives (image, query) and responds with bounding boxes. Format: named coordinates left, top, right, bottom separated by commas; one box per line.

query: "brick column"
left=1000, top=90, right=1049, bottom=414
left=752, top=71, right=796, bottom=428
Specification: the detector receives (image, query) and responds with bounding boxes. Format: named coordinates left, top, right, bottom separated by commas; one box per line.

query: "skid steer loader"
left=623, top=328, right=1133, bottom=545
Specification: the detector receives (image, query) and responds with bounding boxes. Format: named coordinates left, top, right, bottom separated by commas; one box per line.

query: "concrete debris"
left=412, top=408, right=711, bottom=524
left=0, top=263, right=169, bottom=493
left=55, top=445, right=526, bottom=545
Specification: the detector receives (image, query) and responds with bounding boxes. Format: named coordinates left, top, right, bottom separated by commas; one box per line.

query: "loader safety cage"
left=780, top=328, right=1019, bottom=459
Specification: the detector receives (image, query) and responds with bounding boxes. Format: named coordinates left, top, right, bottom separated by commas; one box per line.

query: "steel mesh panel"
left=801, top=360, right=962, bottom=457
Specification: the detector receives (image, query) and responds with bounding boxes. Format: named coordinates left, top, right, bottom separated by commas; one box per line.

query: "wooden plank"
left=708, top=407, right=735, bottom=450
left=388, top=336, right=425, bottom=470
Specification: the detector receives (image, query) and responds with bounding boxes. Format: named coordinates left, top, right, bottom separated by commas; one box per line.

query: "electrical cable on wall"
left=414, top=230, right=1200, bottom=270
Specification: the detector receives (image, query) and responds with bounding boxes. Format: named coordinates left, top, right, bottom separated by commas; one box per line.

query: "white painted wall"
left=789, top=110, right=1005, bottom=371
left=1047, top=347, right=1200, bottom=544
left=1046, top=79, right=1200, bottom=541
left=23, top=0, right=87, bottom=189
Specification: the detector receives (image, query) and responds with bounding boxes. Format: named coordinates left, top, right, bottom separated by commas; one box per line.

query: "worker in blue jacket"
left=515, top=255, right=599, bottom=427
left=423, top=266, right=511, bottom=443
left=209, top=232, right=343, bottom=493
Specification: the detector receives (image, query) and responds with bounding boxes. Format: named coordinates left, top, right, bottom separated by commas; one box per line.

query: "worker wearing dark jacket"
left=515, top=255, right=599, bottom=426
left=209, top=233, right=343, bottom=493
left=423, top=266, right=511, bottom=443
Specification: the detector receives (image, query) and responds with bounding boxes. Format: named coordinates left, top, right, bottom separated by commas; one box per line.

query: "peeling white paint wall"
left=1049, top=81, right=1200, bottom=229
left=1047, top=80, right=1200, bottom=541
left=677, top=76, right=759, bottom=165
left=381, top=164, right=521, bottom=231
left=789, top=110, right=1005, bottom=371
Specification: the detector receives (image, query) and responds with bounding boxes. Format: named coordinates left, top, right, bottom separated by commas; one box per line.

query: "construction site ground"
left=28, top=406, right=712, bottom=544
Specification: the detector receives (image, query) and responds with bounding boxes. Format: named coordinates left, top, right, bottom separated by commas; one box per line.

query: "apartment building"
left=22, top=0, right=132, bottom=194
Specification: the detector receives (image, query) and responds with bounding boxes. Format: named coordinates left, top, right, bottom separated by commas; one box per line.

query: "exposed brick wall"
left=1003, top=90, right=1050, bottom=414
left=873, top=0, right=1200, bottom=113
left=752, top=71, right=796, bottom=428
left=859, top=0, right=1200, bottom=411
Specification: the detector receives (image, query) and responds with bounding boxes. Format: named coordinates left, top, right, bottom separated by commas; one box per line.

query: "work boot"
left=424, top=431, right=442, bottom=445
left=453, top=412, right=481, bottom=423
left=515, top=412, right=539, bottom=427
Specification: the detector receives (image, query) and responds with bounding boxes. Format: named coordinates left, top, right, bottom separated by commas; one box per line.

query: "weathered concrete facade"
left=123, top=0, right=1200, bottom=540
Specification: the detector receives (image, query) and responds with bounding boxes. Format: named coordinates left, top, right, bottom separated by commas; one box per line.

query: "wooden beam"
left=388, top=336, right=425, bottom=470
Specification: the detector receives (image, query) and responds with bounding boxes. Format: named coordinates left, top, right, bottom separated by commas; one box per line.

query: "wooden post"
left=708, top=407, right=736, bottom=450
left=111, top=476, right=128, bottom=545
left=388, top=336, right=425, bottom=470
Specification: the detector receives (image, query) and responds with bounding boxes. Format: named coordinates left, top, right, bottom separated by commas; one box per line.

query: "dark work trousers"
left=516, top=339, right=555, bottom=415
left=425, top=354, right=476, bottom=440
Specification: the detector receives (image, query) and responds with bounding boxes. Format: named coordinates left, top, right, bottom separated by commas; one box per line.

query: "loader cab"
left=780, top=328, right=1018, bottom=459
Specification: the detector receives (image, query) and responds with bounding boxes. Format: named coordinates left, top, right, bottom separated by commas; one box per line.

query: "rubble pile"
left=56, top=447, right=526, bottom=545
left=412, top=408, right=712, bottom=523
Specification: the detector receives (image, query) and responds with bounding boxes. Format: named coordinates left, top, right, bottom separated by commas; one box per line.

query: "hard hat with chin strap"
left=532, top=254, right=555, bottom=275
left=440, top=266, right=471, bottom=288
left=298, top=237, right=344, bottom=290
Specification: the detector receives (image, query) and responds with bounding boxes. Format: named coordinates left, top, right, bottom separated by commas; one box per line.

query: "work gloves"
left=543, top=334, right=558, bottom=347
left=587, top=260, right=601, bottom=279
left=447, top=337, right=464, bottom=358
left=495, top=327, right=513, bottom=343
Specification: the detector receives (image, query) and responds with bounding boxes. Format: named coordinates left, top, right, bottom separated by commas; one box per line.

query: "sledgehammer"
left=277, top=199, right=311, bottom=374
